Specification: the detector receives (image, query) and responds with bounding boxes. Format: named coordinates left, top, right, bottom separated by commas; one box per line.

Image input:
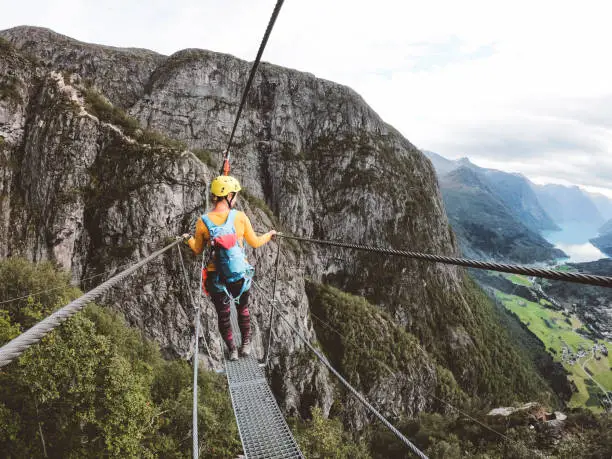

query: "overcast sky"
left=2, top=0, right=612, bottom=196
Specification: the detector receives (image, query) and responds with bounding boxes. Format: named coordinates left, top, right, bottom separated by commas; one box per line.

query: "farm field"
left=505, top=273, right=532, bottom=287
left=494, top=282, right=611, bottom=412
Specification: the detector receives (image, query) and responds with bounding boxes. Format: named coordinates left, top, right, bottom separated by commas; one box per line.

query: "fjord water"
left=543, top=222, right=608, bottom=263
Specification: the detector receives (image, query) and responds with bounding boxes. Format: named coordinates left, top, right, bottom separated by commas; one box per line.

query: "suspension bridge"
left=2, top=1, right=612, bottom=458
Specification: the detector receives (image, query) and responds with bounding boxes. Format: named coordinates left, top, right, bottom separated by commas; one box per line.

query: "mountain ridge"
left=425, top=151, right=560, bottom=232
left=425, top=151, right=565, bottom=262
left=531, top=183, right=605, bottom=226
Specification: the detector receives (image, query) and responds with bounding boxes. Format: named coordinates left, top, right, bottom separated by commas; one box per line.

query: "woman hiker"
left=183, top=175, right=276, bottom=361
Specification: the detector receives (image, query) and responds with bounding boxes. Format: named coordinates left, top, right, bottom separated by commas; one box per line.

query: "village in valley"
left=560, top=342, right=609, bottom=366
left=484, top=271, right=612, bottom=412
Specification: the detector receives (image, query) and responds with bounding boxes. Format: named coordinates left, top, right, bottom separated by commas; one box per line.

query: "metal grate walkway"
left=225, top=299, right=303, bottom=459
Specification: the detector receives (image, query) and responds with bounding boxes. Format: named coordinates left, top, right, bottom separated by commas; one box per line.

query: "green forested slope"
left=0, top=258, right=241, bottom=458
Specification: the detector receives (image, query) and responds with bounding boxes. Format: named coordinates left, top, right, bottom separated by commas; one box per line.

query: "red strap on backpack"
left=201, top=268, right=209, bottom=296
left=214, top=233, right=238, bottom=249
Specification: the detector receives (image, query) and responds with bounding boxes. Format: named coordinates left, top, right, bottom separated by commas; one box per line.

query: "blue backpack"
left=202, top=209, right=253, bottom=296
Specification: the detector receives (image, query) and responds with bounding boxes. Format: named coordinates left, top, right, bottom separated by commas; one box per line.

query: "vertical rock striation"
left=0, top=27, right=553, bottom=427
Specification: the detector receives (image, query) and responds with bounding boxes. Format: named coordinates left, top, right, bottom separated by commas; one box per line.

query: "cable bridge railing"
left=252, top=278, right=429, bottom=459
left=276, top=233, right=612, bottom=288
left=3, top=231, right=612, bottom=457
left=3, top=0, right=612, bottom=452
left=223, top=292, right=304, bottom=458
left=0, top=240, right=182, bottom=368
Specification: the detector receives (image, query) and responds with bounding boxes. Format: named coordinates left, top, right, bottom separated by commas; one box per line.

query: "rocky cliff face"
left=0, top=26, right=553, bottom=427
left=0, top=26, right=164, bottom=108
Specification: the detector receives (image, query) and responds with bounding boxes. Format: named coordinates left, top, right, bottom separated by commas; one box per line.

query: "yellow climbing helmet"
left=210, top=175, right=242, bottom=197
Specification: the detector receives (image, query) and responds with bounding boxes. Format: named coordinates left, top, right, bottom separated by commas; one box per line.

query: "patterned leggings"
left=206, top=276, right=251, bottom=351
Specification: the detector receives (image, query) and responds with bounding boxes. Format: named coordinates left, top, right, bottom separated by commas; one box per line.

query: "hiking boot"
left=229, top=348, right=239, bottom=361
left=239, top=339, right=251, bottom=357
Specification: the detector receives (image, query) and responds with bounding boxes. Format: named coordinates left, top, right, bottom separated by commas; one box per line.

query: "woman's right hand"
left=268, top=230, right=278, bottom=238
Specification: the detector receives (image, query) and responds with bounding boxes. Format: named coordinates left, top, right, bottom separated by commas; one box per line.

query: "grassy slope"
left=493, top=275, right=612, bottom=412
left=506, top=273, right=532, bottom=287
left=305, top=281, right=467, bottom=409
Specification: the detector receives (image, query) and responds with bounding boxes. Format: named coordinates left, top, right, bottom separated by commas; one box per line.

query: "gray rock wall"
left=0, top=26, right=549, bottom=425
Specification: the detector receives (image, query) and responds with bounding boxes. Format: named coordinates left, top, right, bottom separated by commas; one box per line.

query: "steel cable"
left=263, top=241, right=282, bottom=366
left=176, top=245, right=208, bottom=459
left=0, top=240, right=181, bottom=368
left=254, top=280, right=540, bottom=455
left=222, top=0, right=285, bottom=170
left=306, top=309, right=520, bottom=447
left=0, top=259, right=148, bottom=306
left=251, top=281, right=429, bottom=459
left=177, top=245, right=212, bottom=358
left=277, top=234, right=612, bottom=288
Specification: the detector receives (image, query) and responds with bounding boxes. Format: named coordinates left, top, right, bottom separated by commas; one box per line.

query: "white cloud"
left=2, top=0, right=612, bottom=194
left=552, top=242, right=607, bottom=263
